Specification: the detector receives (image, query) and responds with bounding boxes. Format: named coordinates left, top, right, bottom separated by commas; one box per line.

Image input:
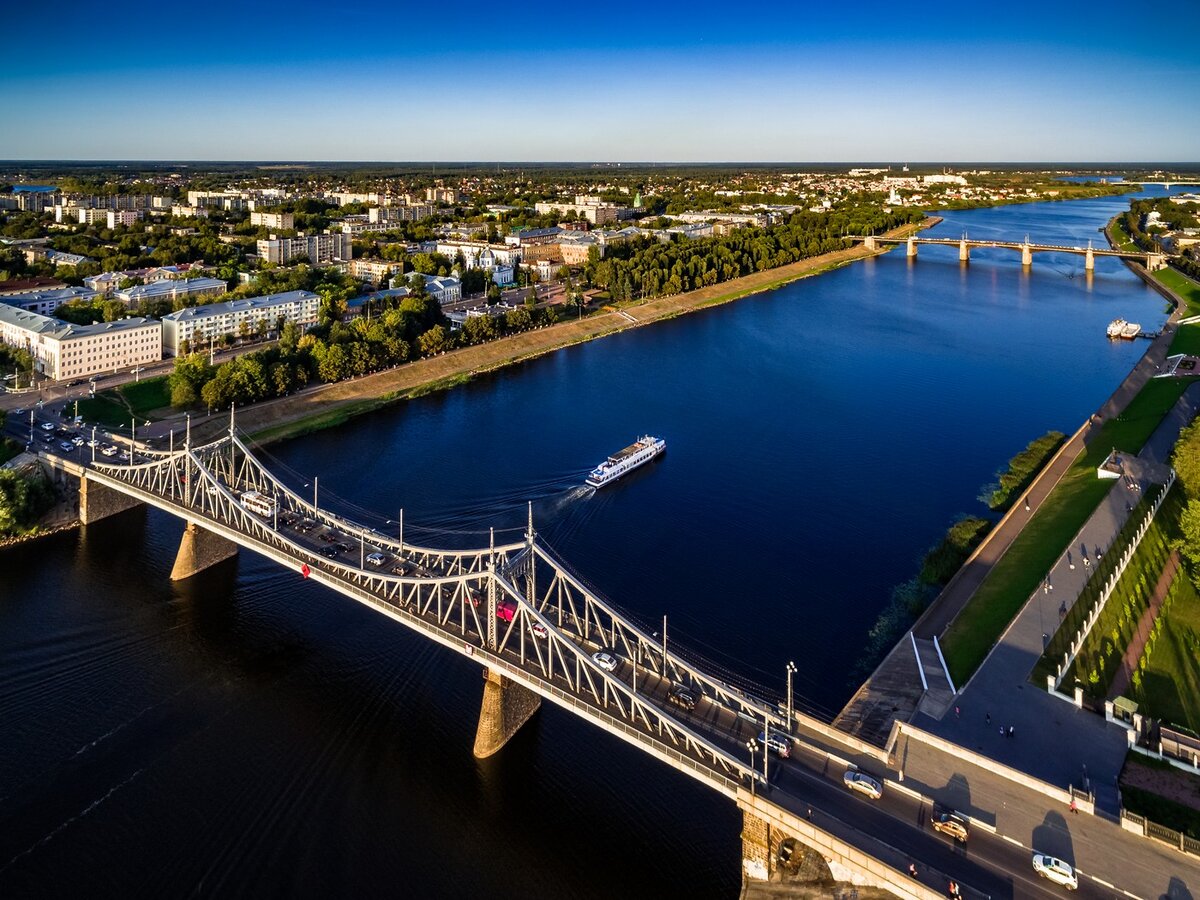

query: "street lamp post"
left=786, top=661, right=797, bottom=732
left=747, top=739, right=759, bottom=797
left=91, top=426, right=96, bottom=464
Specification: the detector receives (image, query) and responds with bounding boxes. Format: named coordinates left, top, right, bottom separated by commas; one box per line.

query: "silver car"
left=843, top=770, right=883, bottom=800
left=1032, top=854, right=1077, bottom=890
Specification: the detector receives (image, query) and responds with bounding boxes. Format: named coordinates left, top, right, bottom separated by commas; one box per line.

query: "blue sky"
left=2, top=0, right=1197, bottom=161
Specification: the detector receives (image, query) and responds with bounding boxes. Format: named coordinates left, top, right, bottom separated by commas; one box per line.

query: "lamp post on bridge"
left=746, top=738, right=759, bottom=797
left=786, top=660, right=796, bottom=732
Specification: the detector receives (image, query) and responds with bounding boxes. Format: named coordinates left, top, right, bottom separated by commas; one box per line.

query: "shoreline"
left=217, top=218, right=937, bottom=446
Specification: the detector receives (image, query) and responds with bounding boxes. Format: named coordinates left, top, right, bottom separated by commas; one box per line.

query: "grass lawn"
left=942, top=379, right=1190, bottom=685
left=75, top=393, right=132, bottom=428
left=1158, top=268, right=1200, bottom=320
left=1055, top=484, right=1178, bottom=696
left=1111, top=219, right=1140, bottom=253
left=1128, top=571, right=1200, bottom=731
left=120, top=376, right=170, bottom=418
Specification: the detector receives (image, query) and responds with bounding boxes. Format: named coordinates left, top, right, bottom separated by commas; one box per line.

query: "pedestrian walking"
left=908, top=863, right=918, bottom=878
left=1025, top=498, right=1031, bottom=511
left=1008, top=725, right=1014, bottom=738
left=955, top=706, right=960, bottom=719
left=1000, top=726, right=1006, bottom=737
left=986, top=711, right=991, bottom=725
left=949, top=880, right=961, bottom=897
left=1070, top=798, right=1078, bottom=815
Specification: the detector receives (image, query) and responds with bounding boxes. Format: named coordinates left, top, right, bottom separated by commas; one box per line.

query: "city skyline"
left=3, top=0, right=1199, bottom=162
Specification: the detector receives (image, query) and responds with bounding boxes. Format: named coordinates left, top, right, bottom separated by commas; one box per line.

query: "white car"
left=1032, top=854, right=1078, bottom=890
left=531, top=622, right=548, bottom=639
left=40, top=422, right=56, bottom=432
left=365, top=551, right=387, bottom=567
left=843, top=770, right=883, bottom=800
left=101, top=445, right=119, bottom=457
left=592, top=651, right=618, bottom=672
left=86, top=438, right=100, bottom=448
left=758, top=731, right=792, bottom=758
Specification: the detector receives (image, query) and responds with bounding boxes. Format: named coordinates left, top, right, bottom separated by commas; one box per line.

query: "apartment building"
left=107, top=209, right=143, bottom=228
left=256, top=232, right=352, bottom=266
left=348, top=259, right=403, bottom=284
left=250, top=210, right=295, bottom=230
left=115, top=277, right=228, bottom=307
left=160, top=290, right=320, bottom=356
left=0, top=305, right=161, bottom=381
left=77, top=207, right=109, bottom=225
left=0, top=287, right=97, bottom=317
left=368, top=203, right=435, bottom=225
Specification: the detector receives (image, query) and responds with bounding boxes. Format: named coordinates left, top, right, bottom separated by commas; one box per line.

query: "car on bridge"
left=758, top=731, right=791, bottom=758
left=667, top=684, right=698, bottom=711
left=931, top=811, right=969, bottom=843
left=592, top=651, right=619, bottom=672
left=531, top=621, right=548, bottom=639
left=1032, top=854, right=1077, bottom=890
left=842, top=770, right=883, bottom=800
left=40, top=422, right=56, bottom=432
left=365, top=551, right=388, bottom=567
left=59, top=440, right=75, bottom=453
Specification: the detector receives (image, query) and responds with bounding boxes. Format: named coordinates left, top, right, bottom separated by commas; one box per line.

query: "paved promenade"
left=837, top=287, right=1190, bottom=744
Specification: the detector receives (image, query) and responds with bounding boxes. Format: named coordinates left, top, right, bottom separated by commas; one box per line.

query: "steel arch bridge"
left=74, top=424, right=791, bottom=799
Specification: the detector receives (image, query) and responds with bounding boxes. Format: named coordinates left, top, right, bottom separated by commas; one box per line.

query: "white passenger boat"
left=586, top=436, right=665, bottom=488
left=1121, top=321, right=1142, bottom=339
left=1107, top=318, right=1127, bottom=338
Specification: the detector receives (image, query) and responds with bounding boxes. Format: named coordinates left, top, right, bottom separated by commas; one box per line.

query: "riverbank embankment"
left=212, top=219, right=935, bottom=445
left=835, top=215, right=1197, bottom=745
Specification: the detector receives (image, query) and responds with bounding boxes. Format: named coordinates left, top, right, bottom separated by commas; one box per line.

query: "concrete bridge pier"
left=79, top=474, right=142, bottom=524
left=472, top=667, right=542, bottom=758
left=863, top=235, right=877, bottom=252
left=1086, top=246, right=1095, bottom=271
left=905, top=236, right=917, bottom=259
left=958, top=239, right=969, bottom=263
left=1021, top=243, right=1033, bottom=266
left=1148, top=253, right=1167, bottom=271
left=170, top=521, right=238, bottom=580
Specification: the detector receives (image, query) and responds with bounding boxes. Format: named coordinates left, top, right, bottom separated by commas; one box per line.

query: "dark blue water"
left=0, top=187, right=1188, bottom=898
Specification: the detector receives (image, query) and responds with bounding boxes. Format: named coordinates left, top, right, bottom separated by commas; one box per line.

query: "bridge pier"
left=472, top=667, right=542, bottom=758
left=170, top=521, right=238, bottom=581
left=1086, top=247, right=1095, bottom=271
left=905, top=236, right=917, bottom=259
left=1021, top=243, right=1033, bottom=266
left=863, top=235, right=877, bottom=252
left=958, top=239, right=969, bottom=263
left=79, top=474, right=142, bottom=525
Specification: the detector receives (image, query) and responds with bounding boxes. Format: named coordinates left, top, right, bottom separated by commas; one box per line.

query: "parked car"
left=1032, top=854, right=1078, bottom=890
left=758, top=731, right=792, bottom=758
left=931, top=811, right=969, bottom=842
left=843, top=770, right=883, bottom=800
left=592, top=651, right=618, bottom=672
left=667, top=685, right=698, bottom=711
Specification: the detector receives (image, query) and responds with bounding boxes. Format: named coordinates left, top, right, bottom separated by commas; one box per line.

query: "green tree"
left=417, top=325, right=452, bottom=356
left=1173, top=419, right=1200, bottom=500
left=1176, top=499, right=1200, bottom=569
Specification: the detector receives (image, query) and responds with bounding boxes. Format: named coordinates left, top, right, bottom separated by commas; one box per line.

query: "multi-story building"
left=0, top=276, right=68, bottom=296
left=368, top=203, right=435, bottom=225
left=77, top=207, right=109, bottom=225
left=115, top=277, right=228, bottom=307
left=160, top=290, right=320, bottom=356
left=107, top=209, right=143, bottom=228
left=348, top=259, right=403, bottom=284
left=534, top=199, right=620, bottom=225
left=186, top=190, right=251, bottom=211
left=0, top=305, right=161, bottom=381
left=385, top=273, right=462, bottom=305
left=171, top=204, right=210, bottom=219
left=250, top=210, right=295, bottom=230
left=425, top=187, right=459, bottom=204
left=256, top=232, right=352, bottom=266
left=0, top=287, right=97, bottom=317
left=434, top=241, right=521, bottom=270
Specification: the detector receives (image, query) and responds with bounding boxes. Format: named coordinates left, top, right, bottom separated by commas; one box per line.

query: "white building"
left=257, top=232, right=352, bottom=266
left=369, top=204, right=435, bottom=225
left=0, top=305, right=162, bottom=381
left=435, top=241, right=522, bottom=270
left=160, top=290, right=320, bottom=356
left=77, top=208, right=109, bottom=225
left=0, top=287, right=97, bottom=317
left=171, top=204, right=210, bottom=219
left=107, top=209, right=143, bottom=228
left=115, top=277, right=228, bottom=307
left=250, top=210, right=295, bottom=230
left=385, top=273, right=462, bottom=305
left=534, top=200, right=619, bottom=225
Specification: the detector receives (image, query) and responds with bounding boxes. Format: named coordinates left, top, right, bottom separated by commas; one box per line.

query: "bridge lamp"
left=786, top=661, right=797, bottom=732
left=746, top=738, right=759, bottom=796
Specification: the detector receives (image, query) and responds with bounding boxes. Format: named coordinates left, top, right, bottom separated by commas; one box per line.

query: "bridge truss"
left=84, top=427, right=788, bottom=797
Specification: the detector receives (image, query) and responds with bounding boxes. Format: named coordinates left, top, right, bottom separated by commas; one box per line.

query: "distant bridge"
left=853, top=234, right=1166, bottom=271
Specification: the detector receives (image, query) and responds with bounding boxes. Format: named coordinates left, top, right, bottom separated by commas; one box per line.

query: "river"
left=0, top=186, right=1191, bottom=898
